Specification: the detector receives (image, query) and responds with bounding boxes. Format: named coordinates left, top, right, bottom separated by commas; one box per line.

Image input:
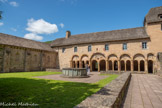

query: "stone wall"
left=75, top=72, right=131, bottom=108
left=56, top=39, right=155, bottom=69
left=157, top=52, right=162, bottom=76
left=53, top=22, right=162, bottom=74
left=0, top=45, right=58, bottom=73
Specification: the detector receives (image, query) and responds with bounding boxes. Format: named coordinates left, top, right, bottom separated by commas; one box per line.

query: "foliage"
left=45, top=41, right=52, bottom=44
left=0, top=71, right=118, bottom=108
left=0, top=11, right=2, bottom=19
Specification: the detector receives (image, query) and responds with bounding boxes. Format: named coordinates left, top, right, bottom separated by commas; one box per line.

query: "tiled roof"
left=51, top=27, right=149, bottom=47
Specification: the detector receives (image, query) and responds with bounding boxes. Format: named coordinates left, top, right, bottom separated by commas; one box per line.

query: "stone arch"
left=126, top=60, right=131, bottom=71
left=71, top=55, right=79, bottom=68
left=120, top=54, right=131, bottom=60
left=121, top=60, right=125, bottom=71
left=72, top=55, right=79, bottom=61
left=148, top=60, right=153, bottom=73
left=92, top=60, right=98, bottom=71
left=86, top=61, right=89, bottom=65
left=73, top=61, right=76, bottom=68
left=140, top=60, right=145, bottom=71
left=90, top=53, right=105, bottom=61
left=120, top=54, right=131, bottom=71
left=100, top=60, right=106, bottom=71
left=108, top=60, right=112, bottom=70
left=108, top=54, right=118, bottom=71
left=108, top=54, right=118, bottom=60
left=80, top=54, right=89, bottom=68
left=133, top=53, right=145, bottom=60
left=147, top=53, right=154, bottom=60
left=134, top=60, right=138, bottom=71
left=80, top=54, right=89, bottom=61
left=77, top=61, right=79, bottom=68
left=114, top=60, right=118, bottom=70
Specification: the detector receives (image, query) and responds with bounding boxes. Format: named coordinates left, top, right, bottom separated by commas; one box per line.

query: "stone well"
left=61, top=68, right=89, bottom=78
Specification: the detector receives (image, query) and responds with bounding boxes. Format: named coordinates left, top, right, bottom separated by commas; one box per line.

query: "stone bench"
left=75, top=72, right=131, bottom=108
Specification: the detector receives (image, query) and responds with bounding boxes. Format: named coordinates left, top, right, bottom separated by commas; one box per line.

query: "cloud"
left=9, top=1, right=18, bottom=7
left=0, top=22, right=4, bottom=26
left=60, top=23, right=64, bottom=28
left=26, top=18, right=58, bottom=34
left=0, top=0, right=7, bottom=3
left=11, top=28, right=17, bottom=32
left=24, top=33, right=43, bottom=41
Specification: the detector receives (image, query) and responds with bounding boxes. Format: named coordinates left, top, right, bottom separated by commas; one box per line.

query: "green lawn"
left=0, top=71, right=118, bottom=108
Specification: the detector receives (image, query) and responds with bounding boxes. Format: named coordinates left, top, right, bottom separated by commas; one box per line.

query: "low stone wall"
left=100, top=71, right=125, bottom=74
left=101, top=71, right=148, bottom=75
left=46, top=68, right=62, bottom=72
left=75, top=72, right=131, bottom=108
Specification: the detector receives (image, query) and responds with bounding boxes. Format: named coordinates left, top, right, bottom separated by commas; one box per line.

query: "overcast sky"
left=0, top=0, right=162, bottom=42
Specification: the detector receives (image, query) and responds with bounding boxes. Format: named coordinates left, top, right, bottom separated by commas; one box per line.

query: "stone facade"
left=1, top=6, right=162, bottom=74
left=0, top=45, right=57, bottom=72
left=51, top=6, right=162, bottom=74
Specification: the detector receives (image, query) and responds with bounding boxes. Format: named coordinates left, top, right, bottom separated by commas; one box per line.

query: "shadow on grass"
left=0, top=78, right=100, bottom=108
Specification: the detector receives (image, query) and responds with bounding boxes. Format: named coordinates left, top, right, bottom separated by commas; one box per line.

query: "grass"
left=0, top=71, right=118, bottom=108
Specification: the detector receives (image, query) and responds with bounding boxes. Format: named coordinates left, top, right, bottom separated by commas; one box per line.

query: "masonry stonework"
left=51, top=6, right=162, bottom=75
left=1, top=6, right=162, bottom=74
left=0, top=44, right=57, bottom=73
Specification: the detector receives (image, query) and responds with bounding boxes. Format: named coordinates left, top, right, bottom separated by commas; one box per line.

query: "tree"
left=0, top=11, right=1, bottom=19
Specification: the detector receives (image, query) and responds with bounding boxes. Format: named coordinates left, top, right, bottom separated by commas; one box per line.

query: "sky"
left=0, top=0, right=162, bottom=42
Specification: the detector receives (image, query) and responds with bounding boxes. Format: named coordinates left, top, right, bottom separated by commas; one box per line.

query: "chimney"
left=66, top=31, right=71, bottom=39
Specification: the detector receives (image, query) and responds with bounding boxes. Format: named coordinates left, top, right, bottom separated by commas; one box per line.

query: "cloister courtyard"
left=0, top=71, right=162, bottom=108
left=0, top=71, right=118, bottom=108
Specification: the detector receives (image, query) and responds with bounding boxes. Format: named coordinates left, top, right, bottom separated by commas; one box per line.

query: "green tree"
left=0, top=11, right=2, bottom=19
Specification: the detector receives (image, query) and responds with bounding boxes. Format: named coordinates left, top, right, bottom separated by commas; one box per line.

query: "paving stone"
left=123, top=74, right=162, bottom=108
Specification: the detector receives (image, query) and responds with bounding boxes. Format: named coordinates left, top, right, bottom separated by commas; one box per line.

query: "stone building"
left=51, top=6, right=162, bottom=74
left=0, top=6, right=162, bottom=74
left=0, top=33, right=58, bottom=72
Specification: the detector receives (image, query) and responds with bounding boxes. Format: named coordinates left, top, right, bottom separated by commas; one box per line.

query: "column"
left=131, top=60, right=133, bottom=72
left=98, top=61, right=100, bottom=72
left=79, top=61, right=82, bottom=68
left=84, top=61, right=86, bottom=67
left=145, top=59, right=148, bottom=73
left=112, top=61, right=114, bottom=71
left=138, top=61, right=140, bottom=72
left=106, top=60, right=109, bottom=71
left=90, top=60, right=92, bottom=72
left=125, top=61, right=126, bottom=71
left=118, top=60, right=121, bottom=72
left=75, top=61, right=77, bottom=68
left=153, top=60, right=155, bottom=74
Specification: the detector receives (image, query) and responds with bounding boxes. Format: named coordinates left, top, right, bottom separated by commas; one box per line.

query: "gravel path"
left=35, top=72, right=108, bottom=83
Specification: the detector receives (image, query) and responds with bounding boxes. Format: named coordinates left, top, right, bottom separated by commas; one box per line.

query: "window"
left=123, top=43, right=127, bottom=50
left=62, top=48, right=66, bottom=53
left=88, top=45, right=91, bottom=52
left=105, top=44, right=109, bottom=51
left=74, top=47, right=77, bottom=52
left=142, top=42, right=147, bottom=49
left=158, top=14, right=162, bottom=19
